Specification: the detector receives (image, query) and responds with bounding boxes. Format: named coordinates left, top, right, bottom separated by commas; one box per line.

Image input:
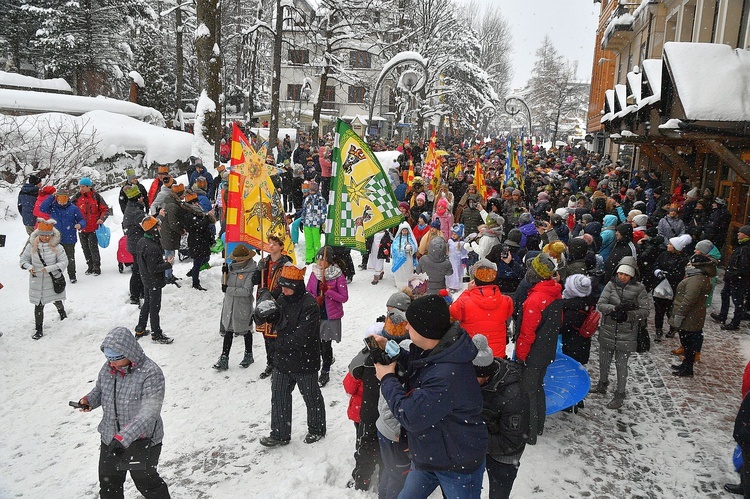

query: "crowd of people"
left=16, top=132, right=750, bottom=498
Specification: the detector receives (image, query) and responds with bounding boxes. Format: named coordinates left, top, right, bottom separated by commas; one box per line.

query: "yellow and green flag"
left=325, top=120, right=402, bottom=251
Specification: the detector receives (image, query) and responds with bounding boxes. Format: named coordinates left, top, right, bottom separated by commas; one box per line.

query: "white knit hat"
left=563, top=274, right=592, bottom=299
left=669, top=234, right=692, bottom=252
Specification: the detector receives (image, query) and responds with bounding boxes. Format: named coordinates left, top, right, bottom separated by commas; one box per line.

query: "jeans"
left=191, top=254, right=210, bottom=286
left=720, top=278, right=747, bottom=327
left=163, top=250, right=175, bottom=280
left=137, top=286, right=163, bottom=335
left=62, top=243, right=77, bottom=279
left=377, top=431, right=410, bottom=499
left=397, top=460, right=485, bottom=499
left=79, top=231, right=101, bottom=271
left=98, top=443, right=170, bottom=499
left=485, top=456, right=519, bottom=499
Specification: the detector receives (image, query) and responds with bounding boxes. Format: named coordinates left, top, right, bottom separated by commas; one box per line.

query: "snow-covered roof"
left=602, top=12, right=634, bottom=43
left=4, top=110, right=192, bottom=165
left=601, top=89, right=616, bottom=123
left=638, top=59, right=662, bottom=110
left=626, top=71, right=642, bottom=105
left=663, top=42, right=750, bottom=121
left=614, top=84, right=627, bottom=113
left=0, top=88, right=165, bottom=125
left=0, top=71, right=72, bottom=93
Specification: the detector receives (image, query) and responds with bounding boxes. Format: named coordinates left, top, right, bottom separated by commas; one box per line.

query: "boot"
left=259, top=435, right=290, bottom=447
left=673, top=364, right=694, bottom=377
left=590, top=381, right=608, bottom=394
left=32, top=329, right=43, bottom=340
left=192, top=283, right=207, bottom=291
left=118, top=263, right=124, bottom=274
left=671, top=345, right=684, bottom=356
left=303, top=432, right=325, bottom=444
left=606, top=392, right=625, bottom=409
left=665, top=327, right=676, bottom=338
left=58, top=309, right=67, bottom=321
left=259, top=365, right=274, bottom=379
left=92, top=267, right=101, bottom=276
left=654, top=329, right=663, bottom=343
left=319, top=371, right=330, bottom=387
left=212, top=354, right=229, bottom=371
left=151, top=332, right=174, bottom=344
left=711, top=312, right=726, bottom=324
left=724, top=483, right=744, bottom=495
left=135, top=329, right=150, bottom=339
left=722, top=323, right=741, bottom=331
left=371, top=274, right=380, bottom=285
left=239, top=351, right=254, bottom=368
left=695, top=352, right=701, bottom=363
left=671, top=362, right=686, bottom=371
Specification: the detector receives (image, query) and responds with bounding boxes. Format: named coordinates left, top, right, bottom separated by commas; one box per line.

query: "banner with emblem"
left=325, top=119, right=402, bottom=251
left=226, top=124, right=296, bottom=262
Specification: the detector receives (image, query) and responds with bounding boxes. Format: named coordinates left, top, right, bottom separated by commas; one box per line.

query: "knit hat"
left=419, top=212, right=430, bottom=224
left=229, top=243, right=256, bottom=262
left=430, top=219, right=441, bottom=229
left=686, top=188, right=699, bottom=199
left=386, top=291, right=411, bottom=312
left=37, top=218, right=57, bottom=235
left=627, top=209, right=642, bottom=222
left=695, top=239, right=714, bottom=255
left=172, top=183, right=185, bottom=196
left=669, top=234, right=692, bottom=252
left=519, top=212, right=532, bottom=225
left=398, top=201, right=410, bottom=212
left=616, top=223, right=633, bottom=239
left=405, top=294, right=452, bottom=340
left=632, top=214, right=649, bottom=227
left=485, top=213, right=504, bottom=228
left=78, top=177, right=93, bottom=187
left=543, top=241, right=567, bottom=263
left=740, top=225, right=750, bottom=237
left=471, top=258, right=498, bottom=286
left=416, top=192, right=426, bottom=203
left=563, top=274, right=592, bottom=299
left=29, top=174, right=41, bottom=185
left=616, top=263, right=636, bottom=277
left=690, top=254, right=712, bottom=265
left=103, top=347, right=126, bottom=362
left=530, top=253, right=556, bottom=280
left=505, top=228, right=522, bottom=248
left=568, top=237, right=588, bottom=261
left=126, top=168, right=137, bottom=181
left=451, top=223, right=465, bottom=238
left=537, top=191, right=549, bottom=201
left=278, top=263, right=306, bottom=288
left=472, top=335, right=497, bottom=378
left=512, top=189, right=522, bottom=196
left=140, top=215, right=160, bottom=232
left=124, top=185, right=141, bottom=199
left=157, top=165, right=170, bottom=174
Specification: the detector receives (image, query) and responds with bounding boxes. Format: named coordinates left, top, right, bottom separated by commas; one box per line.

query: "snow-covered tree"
left=0, top=0, right=38, bottom=72
left=132, top=41, right=175, bottom=116
left=195, top=0, right=222, bottom=159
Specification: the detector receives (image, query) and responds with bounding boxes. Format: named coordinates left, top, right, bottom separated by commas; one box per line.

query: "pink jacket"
left=306, top=271, right=348, bottom=319
left=319, top=146, right=332, bottom=177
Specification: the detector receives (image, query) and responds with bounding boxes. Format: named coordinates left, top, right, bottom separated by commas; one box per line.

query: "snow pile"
left=663, top=42, right=750, bottom=121
left=128, top=71, right=145, bottom=88
left=192, top=90, right=217, bottom=165
left=639, top=58, right=662, bottom=109
left=0, top=70, right=72, bottom=93
left=659, top=118, right=684, bottom=130
left=603, top=12, right=634, bottom=42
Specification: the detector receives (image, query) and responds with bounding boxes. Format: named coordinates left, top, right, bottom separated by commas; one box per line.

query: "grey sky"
left=474, top=0, right=601, bottom=90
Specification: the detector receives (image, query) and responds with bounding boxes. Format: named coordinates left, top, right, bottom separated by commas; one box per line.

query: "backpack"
left=576, top=306, right=601, bottom=338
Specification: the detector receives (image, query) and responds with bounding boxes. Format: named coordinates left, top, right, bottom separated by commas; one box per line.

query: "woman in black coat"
left=560, top=274, right=596, bottom=366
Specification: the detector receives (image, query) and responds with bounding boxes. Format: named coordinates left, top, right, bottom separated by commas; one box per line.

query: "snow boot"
left=152, top=332, right=174, bottom=344
left=303, top=433, right=325, bottom=444
left=259, top=435, right=290, bottom=447
left=192, top=283, right=207, bottom=291
left=673, top=365, right=694, bottom=377
left=590, top=381, right=608, bottom=394
left=654, top=329, right=663, bottom=343
left=672, top=345, right=684, bottom=356
left=606, top=392, right=625, bottom=409
left=135, top=329, right=150, bottom=339
left=724, top=483, right=743, bottom=495
left=212, top=355, right=229, bottom=371
left=32, top=329, right=43, bottom=340
left=239, top=351, right=254, bottom=368
left=118, top=263, right=124, bottom=274
left=711, top=312, right=726, bottom=324
left=259, top=366, right=273, bottom=379
left=58, top=309, right=67, bottom=321
left=318, top=371, right=330, bottom=387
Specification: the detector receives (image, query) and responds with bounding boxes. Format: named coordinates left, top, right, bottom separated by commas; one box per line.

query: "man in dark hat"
left=135, top=216, right=174, bottom=344
left=374, top=294, right=487, bottom=497
left=712, top=225, right=750, bottom=330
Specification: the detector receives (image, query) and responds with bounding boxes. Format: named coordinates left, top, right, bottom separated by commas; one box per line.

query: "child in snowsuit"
left=416, top=236, right=453, bottom=295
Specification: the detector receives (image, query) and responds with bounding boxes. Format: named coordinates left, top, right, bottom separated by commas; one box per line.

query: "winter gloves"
left=610, top=302, right=637, bottom=323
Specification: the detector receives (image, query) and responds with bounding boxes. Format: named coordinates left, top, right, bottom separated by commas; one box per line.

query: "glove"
left=654, top=269, right=664, bottom=279
left=672, top=315, right=685, bottom=329
left=385, top=340, right=401, bottom=358
left=609, top=309, right=628, bottom=323
left=107, top=438, right=126, bottom=457
left=376, top=315, right=386, bottom=323
left=619, top=302, right=638, bottom=312
left=222, top=284, right=228, bottom=293
left=257, top=259, right=266, bottom=272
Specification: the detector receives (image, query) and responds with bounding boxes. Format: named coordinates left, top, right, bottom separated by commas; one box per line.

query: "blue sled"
left=543, top=349, right=591, bottom=415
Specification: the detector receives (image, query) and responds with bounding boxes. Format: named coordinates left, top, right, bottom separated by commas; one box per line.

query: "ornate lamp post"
left=504, top=94, right=532, bottom=135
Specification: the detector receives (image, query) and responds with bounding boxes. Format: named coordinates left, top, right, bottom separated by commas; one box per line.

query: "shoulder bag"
left=37, top=249, right=66, bottom=294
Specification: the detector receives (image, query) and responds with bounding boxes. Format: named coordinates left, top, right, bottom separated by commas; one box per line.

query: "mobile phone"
left=69, top=401, right=89, bottom=410
left=364, top=336, right=380, bottom=352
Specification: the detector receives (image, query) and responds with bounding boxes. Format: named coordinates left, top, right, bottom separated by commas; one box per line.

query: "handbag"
left=37, top=249, right=66, bottom=293
left=652, top=278, right=674, bottom=300
left=636, top=325, right=651, bottom=353
left=96, top=223, right=111, bottom=248
left=576, top=307, right=601, bottom=339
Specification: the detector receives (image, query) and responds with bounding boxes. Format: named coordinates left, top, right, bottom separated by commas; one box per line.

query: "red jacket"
left=147, top=178, right=163, bottom=206
left=516, top=279, right=563, bottom=362
left=450, top=285, right=513, bottom=358
left=73, top=190, right=109, bottom=233
left=742, top=361, right=750, bottom=399
left=412, top=223, right=430, bottom=245
left=343, top=372, right=363, bottom=423
left=33, top=187, right=57, bottom=221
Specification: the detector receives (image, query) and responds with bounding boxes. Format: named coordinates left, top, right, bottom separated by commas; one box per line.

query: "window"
left=288, top=49, right=309, bottom=65
left=323, top=85, right=336, bottom=103
left=350, top=50, right=372, bottom=69
left=287, top=84, right=302, bottom=101
left=348, top=86, right=366, bottom=103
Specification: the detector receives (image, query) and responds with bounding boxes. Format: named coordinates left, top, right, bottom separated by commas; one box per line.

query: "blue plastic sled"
left=543, top=350, right=591, bottom=415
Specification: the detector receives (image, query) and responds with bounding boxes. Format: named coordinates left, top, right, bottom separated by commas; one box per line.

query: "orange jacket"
left=450, top=285, right=513, bottom=358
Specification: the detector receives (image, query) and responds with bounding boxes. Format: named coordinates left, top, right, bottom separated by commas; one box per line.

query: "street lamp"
left=298, top=80, right=313, bottom=130
left=504, top=95, right=532, bottom=136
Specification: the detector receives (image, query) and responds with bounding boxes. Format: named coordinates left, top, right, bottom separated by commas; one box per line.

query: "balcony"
left=601, top=6, right=635, bottom=52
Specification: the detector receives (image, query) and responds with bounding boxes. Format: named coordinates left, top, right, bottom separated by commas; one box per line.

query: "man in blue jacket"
left=39, top=191, right=86, bottom=283
left=375, top=294, right=487, bottom=499
left=17, top=174, right=41, bottom=235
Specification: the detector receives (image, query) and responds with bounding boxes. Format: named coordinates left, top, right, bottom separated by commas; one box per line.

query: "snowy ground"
left=0, top=180, right=748, bottom=498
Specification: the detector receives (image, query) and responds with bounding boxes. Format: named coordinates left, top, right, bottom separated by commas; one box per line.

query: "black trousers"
left=352, top=421, right=380, bottom=484
left=320, top=339, right=334, bottom=372
left=264, top=336, right=276, bottom=367
left=137, top=286, right=163, bottom=335
left=34, top=301, right=65, bottom=331
left=79, top=231, right=101, bottom=271
left=270, top=370, right=326, bottom=441
left=98, top=443, right=170, bottom=499
left=485, top=456, right=519, bottom=499
left=721, top=279, right=748, bottom=327
left=62, top=243, right=77, bottom=279
left=129, top=260, right=144, bottom=301
left=678, top=329, right=702, bottom=367
left=221, top=330, right=252, bottom=357
left=653, top=297, right=673, bottom=331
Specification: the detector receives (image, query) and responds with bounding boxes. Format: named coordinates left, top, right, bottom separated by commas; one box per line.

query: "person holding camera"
left=591, top=256, right=651, bottom=409
left=76, top=326, right=170, bottom=499
left=20, top=218, right=68, bottom=340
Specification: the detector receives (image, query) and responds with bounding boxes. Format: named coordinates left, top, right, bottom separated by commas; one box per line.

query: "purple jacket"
left=306, top=271, right=348, bottom=320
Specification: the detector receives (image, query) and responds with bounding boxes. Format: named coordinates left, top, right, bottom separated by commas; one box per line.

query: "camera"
left=364, top=337, right=394, bottom=365
left=500, top=244, right=510, bottom=259
left=533, top=220, right=546, bottom=228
